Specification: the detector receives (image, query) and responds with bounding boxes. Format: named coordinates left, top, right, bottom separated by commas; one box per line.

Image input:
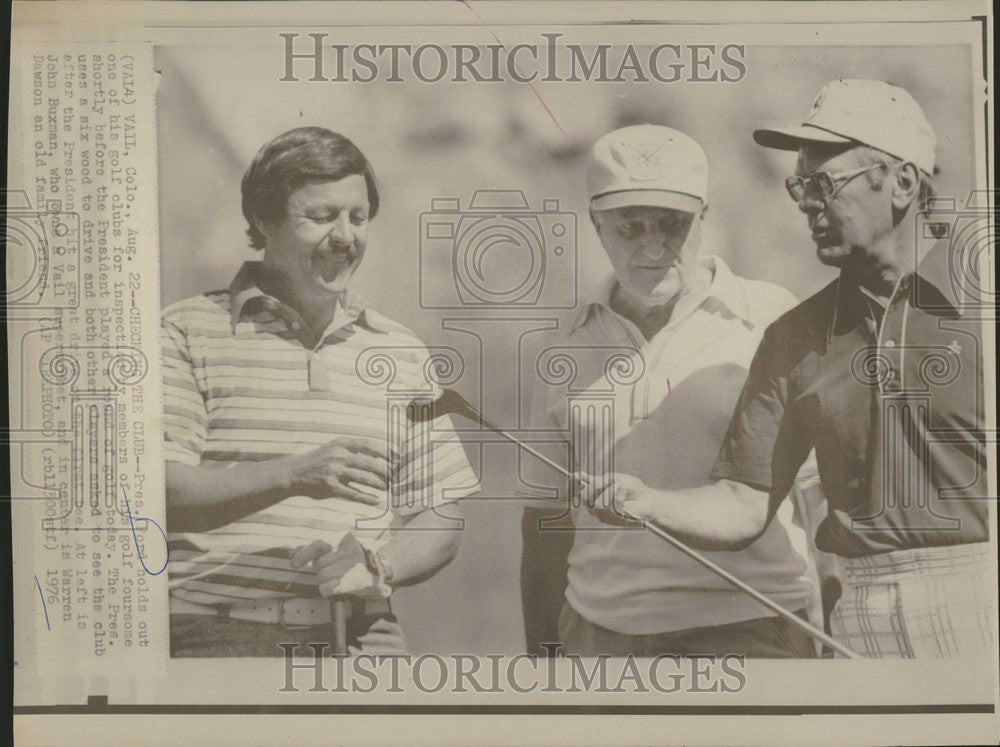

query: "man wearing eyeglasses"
left=518, top=124, right=816, bottom=658
left=603, top=80, right=991, bottom=658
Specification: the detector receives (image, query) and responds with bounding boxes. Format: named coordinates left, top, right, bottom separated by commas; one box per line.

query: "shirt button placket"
left=308, top=351, right=329, bottom=391
left=880, top=297, right=903, bottom=391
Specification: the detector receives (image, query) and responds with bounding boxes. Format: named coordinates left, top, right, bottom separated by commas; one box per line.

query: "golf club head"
left=405, top=388, right=478, bottom=425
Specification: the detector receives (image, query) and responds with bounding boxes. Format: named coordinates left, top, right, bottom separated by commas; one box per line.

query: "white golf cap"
left=587, top=124, right=708, bottom=213
left=753, top=79, right=937, bottom=174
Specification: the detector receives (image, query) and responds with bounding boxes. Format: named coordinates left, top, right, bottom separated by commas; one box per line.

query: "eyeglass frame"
left=785, top=163, right=887, bottom=204
left=605, top=209, right=696, bottom=241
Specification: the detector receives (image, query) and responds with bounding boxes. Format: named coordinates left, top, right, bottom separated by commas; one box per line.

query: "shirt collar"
left=912, top=238, right=965, bottom=316
left=227, top=261, right=385, bottom=333
left=856, top=284, right=888, bottom=311
left=827, top=239, right=963, bottom=342
left=829, top=273, right=901, bottom=342
left=570, top=255, right=753, bottom=334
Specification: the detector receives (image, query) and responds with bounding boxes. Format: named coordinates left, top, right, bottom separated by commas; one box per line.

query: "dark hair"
left=240, top=127, right=380, bottom=250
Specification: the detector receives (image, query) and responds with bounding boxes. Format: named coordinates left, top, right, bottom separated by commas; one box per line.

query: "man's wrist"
left=244, top=458, right=297, bottom=500
left=649, top=488, right=682, bottom=527
left=265, top=454, right=297, bottom=493
left=628, top=488, right=667, bottom=524
left=651, top=488, right=673, bottom=518
left=277, top=453, right=315, bottom=496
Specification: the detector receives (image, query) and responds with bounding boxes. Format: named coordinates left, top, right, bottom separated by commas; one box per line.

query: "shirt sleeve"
left=161, top=317, right=208, bottom=466
left=392, top=408, right=480, bottom=517
left=710, top=322, right=811, bottom=498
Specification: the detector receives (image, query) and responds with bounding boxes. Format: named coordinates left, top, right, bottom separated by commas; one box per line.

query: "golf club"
left=409, top=387, right=860, bottom=660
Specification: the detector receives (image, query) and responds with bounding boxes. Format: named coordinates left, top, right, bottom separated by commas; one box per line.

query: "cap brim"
left=753, top=125, right=854, bottom=151
left=590, top=190, right=702, bottom=213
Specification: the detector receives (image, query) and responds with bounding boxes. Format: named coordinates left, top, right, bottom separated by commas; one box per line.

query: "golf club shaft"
left=476, top=413, right=574, bottom=479
left=624, top=515, right=858, bottom=659
left=332, top=598, right=349, bottom=656
left=468, top=403, right=859, bottom=659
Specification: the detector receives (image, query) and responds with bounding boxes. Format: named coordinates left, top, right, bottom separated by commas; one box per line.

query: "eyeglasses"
left=611, top=211, right=694, bottom=241
left=785, top=163, right=886, bottom=204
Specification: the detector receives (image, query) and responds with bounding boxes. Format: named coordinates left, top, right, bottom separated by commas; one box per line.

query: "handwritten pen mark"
left=455, top=0, right=565, bottom=136
left=122, top=485, right=169, bottom=576
left=34, top=575, right=51, bottom=630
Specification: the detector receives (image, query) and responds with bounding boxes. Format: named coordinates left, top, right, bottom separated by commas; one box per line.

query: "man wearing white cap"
left=519, top=124, right=816, bottom=657
left=606, top=80, right=991, bottom=658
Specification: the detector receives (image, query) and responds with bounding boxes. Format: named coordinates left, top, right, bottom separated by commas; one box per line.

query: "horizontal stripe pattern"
left=163, top=277, right=479, bottom=605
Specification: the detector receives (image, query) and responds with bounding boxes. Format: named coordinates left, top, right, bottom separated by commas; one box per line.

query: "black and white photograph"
left=6, top=2, right=997, bottom=745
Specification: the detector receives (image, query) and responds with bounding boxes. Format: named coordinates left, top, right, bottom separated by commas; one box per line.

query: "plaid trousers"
left=829, top=542, right=994, bottom=658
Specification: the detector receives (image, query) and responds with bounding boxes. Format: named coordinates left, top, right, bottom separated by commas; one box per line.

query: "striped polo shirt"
left=162, top=262, right=479, bottom=607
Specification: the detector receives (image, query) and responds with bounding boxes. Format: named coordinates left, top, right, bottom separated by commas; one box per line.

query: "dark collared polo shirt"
left=712, top=243, right=989, bottom=557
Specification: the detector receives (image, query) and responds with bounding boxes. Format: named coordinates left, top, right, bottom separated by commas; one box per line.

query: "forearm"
left=638, top=479, right=769, bottom=551
left=165, top=460, right=294, bottom=533
left=378, top=505, right=464, bottom=587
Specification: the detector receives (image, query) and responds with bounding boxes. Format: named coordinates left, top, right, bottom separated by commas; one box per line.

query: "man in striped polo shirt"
left=163, top=127, right=479, bottom=657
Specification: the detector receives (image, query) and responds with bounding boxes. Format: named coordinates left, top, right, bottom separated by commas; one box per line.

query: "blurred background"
left=156, top=42, right=976, bottom=654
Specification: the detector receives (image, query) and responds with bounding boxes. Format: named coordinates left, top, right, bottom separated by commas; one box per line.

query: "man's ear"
left=252, top=214, right=272, bottom=244
left=890, top=161, right=921, bottom=210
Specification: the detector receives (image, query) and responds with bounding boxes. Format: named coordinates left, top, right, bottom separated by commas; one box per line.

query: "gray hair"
left=855, top=145, right=938, bottom=214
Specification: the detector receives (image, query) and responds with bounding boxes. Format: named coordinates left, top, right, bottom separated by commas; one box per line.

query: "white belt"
left=171, top=596, right=390, bottom=626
